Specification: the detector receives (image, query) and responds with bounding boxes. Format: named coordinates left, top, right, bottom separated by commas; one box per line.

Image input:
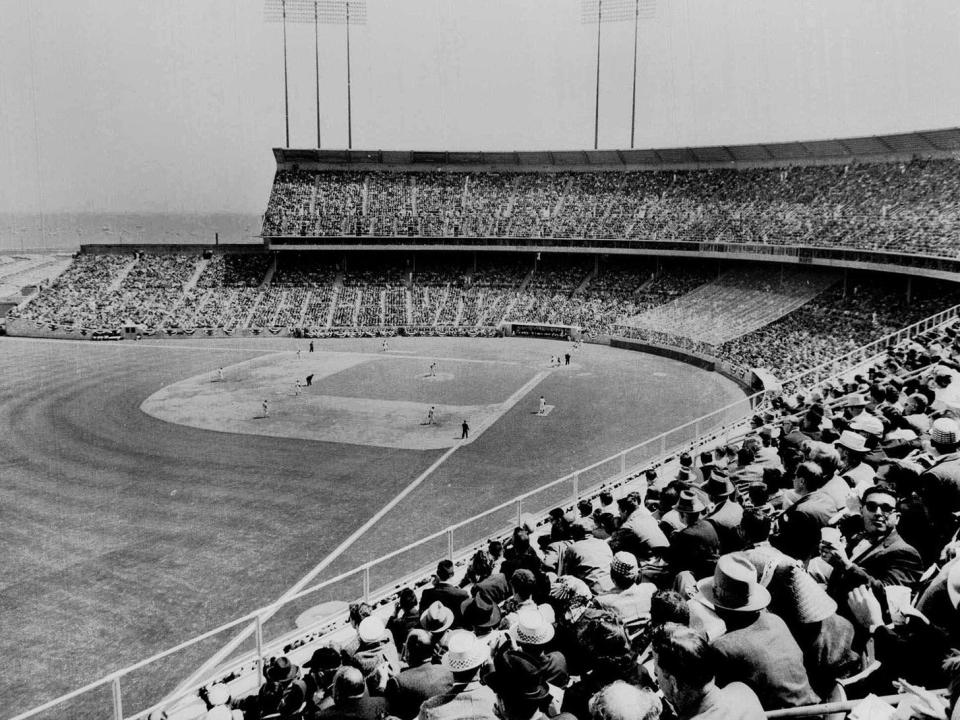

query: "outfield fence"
left=10, top=304, right=960, bottom=720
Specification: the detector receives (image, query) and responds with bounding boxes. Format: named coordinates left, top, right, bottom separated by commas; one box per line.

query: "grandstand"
left=10, top=129, right=960, bottom=720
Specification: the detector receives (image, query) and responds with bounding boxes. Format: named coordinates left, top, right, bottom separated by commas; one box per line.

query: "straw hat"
left=420, top=601, right=455, bottom=634
left=849, top=414, right=884, bottom=438
left=206, top=684, right=230, bottom=706
left=442, top=630, right=489, bottom=672
left=836, top=393, right=868, bottom=409
left=515, top=608, right=555, bottom=645
left=835, top=430, right=869, bottom=454
left=931, top=418, right=960, bottom=447
left=784, top=566, right=837, bottom=624
left=610, top=551, right=639, bottom=581
left=549, top=575, right=593, bottom=606
left=697, top=553, right=771, bottom=612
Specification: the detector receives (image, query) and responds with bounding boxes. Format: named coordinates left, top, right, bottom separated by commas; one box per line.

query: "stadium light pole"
left=282, top=0, right=290, bottom=146
left=265, top=0, right=368, bottom=149
left=582, top=0, right=656, bottom=149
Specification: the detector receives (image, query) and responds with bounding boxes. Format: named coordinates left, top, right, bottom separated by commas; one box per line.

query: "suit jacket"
left=472, top=573, right=510, bottom=606
left=680, top=682, right=766, bottom=720
left=416, top=681, right=497, bottom=720
left=772, top=490, right=836, bottom=560
left=669, top=519, right=720, bottom=579
left=826, top=529, right=922, bottom=600
left=386, top=662, right=455, bottom=720
left=711, top=611, right=819, bottom=710
left=419, top=584, right=470, bottom=626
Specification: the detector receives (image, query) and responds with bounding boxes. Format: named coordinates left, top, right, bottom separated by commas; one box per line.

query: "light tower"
left=264, top=0, right=368, bottom=149
left=581, top=0, right=656, bottom=149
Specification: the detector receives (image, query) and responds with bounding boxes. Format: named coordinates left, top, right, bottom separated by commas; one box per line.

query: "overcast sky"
left=2, top=0, right=959, bottom=214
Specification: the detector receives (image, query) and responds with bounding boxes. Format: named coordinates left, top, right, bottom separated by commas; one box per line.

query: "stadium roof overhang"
left=274, top=127, right=960, bottom=171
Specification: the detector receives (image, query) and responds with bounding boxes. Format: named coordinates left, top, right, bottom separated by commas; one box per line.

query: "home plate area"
left=140, top=349, right=543, bottom=450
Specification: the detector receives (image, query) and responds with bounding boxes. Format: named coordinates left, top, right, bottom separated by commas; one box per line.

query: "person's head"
left=487, top=654, right=552, bottom=720
left=597, top=511, right=618, bottom=534
left=650, top=590, right=690, bottom=627
left=737, top=446, right=755, bottom=467
left=741, top=509, right=772, bottom=545
left=659, top=484, right=680, bottom=514
left=807, top=443, right=841, bottom=478
left=610, top=551, right=639, bottom=590
left=403, top=629, right=435, bottom=665
left=652, top=623, right=715, bottom=708
left=436, top=559, right=455, bottom=583
left=617, top=495, right=639, bottom=521
left=488, top=540, right=503, bottom=560
left=510, top=568, right=537, bottom=601
left=578, top=499, right=594, bottom=517
left=332, top=667, right=366, bottom=705
left=835, top=431, right=869, bottom=471
left=860, top=485, right=900, bottom=538
left=795, top=461, right=826, bottom=494
left=931, top=418, right=960, bottom=456
left=468, top=549, right=494, bottom=582
left=675, top=490, right=705, bottom=527
left=588, top=681, right=661, bottom=720
left=397, top=586, right=418, bottom=612
left=679, top=452, right=693, bottom=468
left=348, top=602, right=373, bottom=628
left=599, top=491, right=614, bottom=507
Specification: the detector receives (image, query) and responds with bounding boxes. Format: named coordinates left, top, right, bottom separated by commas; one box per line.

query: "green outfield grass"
left=0, top=335, right=744, bottom=718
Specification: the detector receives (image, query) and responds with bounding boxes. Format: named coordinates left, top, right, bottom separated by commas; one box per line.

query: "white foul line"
left=171, top=367, right=554, bottom=696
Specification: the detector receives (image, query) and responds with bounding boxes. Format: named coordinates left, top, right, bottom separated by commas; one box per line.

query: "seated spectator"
left=485, top=652, right=554, bottom=720
left=303, top=646, right=343, bottom=715
left=346, top=615, right=400, bottom=692
left=595, top=551, right=657, bottom=627
left=417, top=630, right=496, bottom=720
left=652, top=622, right=765, bottom=720
left=386, top=630, right=455, bottom=720
left=564, top=521, right=615, bottom=593
left=611, top=493, right=670, bottom=562
left=820, top=485, right=922, bottom=613
left=258, top=656, right=308, bottom=719
left=495, top=607, right=569, bottom=689
left=669, top=491, right=721, bottom=583
left=588, top=681, right=661, bottom=720
left=772, top=461, right=838, bottom=561
left=387, top=588, right=422, bottom=650
left=419, top=560, right=470, bottom=626
left=317, top=666, right=389, bottom=720
left=697, top=553, right=819, bottom=709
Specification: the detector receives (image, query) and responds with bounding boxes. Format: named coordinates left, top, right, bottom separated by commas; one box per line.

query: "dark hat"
left=460, top=594, right=501, bottom=629
left=265, top=656, right=300, bottom=683
left=703, top=475, right=734, bottom=498
left=304, top=646, right=341, bottom=670
left=485, top=654, right=551, bottom=703
left=675, top=490, right=706, bottom=514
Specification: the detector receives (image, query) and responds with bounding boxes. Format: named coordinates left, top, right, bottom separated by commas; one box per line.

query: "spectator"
left=386, top=630, right=455, bottom=720
left=417, top=630, right=496, bottom=720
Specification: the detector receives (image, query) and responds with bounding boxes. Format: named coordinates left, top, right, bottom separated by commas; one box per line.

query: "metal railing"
left=11, top=304, right=960, bottom=720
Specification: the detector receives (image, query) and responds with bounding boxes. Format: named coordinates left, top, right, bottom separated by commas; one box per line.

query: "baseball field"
left=0, top=335, right=745, bottom=718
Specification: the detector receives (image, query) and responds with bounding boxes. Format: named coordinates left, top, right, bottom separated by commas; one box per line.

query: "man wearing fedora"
left=918, top=417, right=960, bottom=555
left=820, top=485, right=922, bottom=605
left=834, top=430, right=876, bottom=496
left=258, top=656, right=308, bottom=719
left=417, top=630, right=497, bottom=720
left=668, top=490, right=721, bottom=582
left=485, top=653, right=554, bottom=720
left=386, top=630, right=455, bottom=720
left=703, top=471, right=745, bottom=554
left=699, top=553, right=819, bottom=710
left=653, top=622, right=765, bottom=720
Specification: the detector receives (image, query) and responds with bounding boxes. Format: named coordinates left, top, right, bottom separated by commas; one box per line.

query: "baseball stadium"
left=4, top=3, right=960, bottom=720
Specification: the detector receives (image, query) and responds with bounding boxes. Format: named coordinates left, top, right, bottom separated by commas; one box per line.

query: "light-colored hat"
left=836, top=393, right=868, bottom=409
left=849, top=414, right=884, bottom=438
left=515, top=608, right=555, bottom=645
left=697, top=553, right=771, bottom=612
left=420, top=601, right=455, bottom=634
left=931, top=418, right=960, bottom=447
left=784, top=566, right=837, bottom=624
left=835, top=430, right=869, bottom=454
left=358, top=615, right=387, bottom=644
left=610, top=551, right=639, bottom=581
left=206, top=707, right=233, bottom=720
left=206, top=684, right=230, bottom=706
left=549, top=575, right=593, bottom=606
left=442, top=630, right=489, bottom=672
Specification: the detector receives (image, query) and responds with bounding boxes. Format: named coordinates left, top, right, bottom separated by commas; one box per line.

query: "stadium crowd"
left=173, top=319, right=960, bottom=720
left=260, top=159, right=960, bottom=258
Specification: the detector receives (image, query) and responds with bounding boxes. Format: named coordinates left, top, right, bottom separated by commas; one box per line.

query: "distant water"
left=0, top=213, right=264, bottom=252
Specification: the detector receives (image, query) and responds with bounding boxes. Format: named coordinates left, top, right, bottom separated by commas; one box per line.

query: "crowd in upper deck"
left=261, top=160, right=960, bottom=258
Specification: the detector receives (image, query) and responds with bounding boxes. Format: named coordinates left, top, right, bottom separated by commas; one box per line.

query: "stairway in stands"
left=620, top=266, right=839, bottom=347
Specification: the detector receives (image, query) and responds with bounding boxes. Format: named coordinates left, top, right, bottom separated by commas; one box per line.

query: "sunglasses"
left=864, top=501, right=897, bottom=514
